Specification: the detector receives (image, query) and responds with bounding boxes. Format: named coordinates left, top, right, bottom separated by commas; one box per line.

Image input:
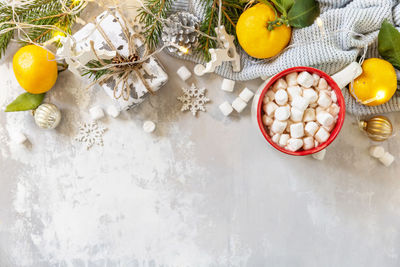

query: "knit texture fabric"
left=169, top=0, right=400, bottom=116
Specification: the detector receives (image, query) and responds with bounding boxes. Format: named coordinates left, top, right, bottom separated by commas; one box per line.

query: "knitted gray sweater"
left=169, top=0, right=400, bottom=116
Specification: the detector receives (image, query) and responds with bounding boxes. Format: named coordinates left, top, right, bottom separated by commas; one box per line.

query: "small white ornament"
left=177, top=83, right=210, bottom=116
left=143, top=121, right=156, bottom=133
left=34, top=103, right=61, bottom=129
left=194, top=26, right=240, bottom=76
left=75, top=121, right=107, bottom=150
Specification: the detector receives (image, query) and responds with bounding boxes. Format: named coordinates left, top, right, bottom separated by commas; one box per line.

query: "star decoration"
left=75, top=121, right=107, bottom=150
left=177, top=83, right=210, bottom=116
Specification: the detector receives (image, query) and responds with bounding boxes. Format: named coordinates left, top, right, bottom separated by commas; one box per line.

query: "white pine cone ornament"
left=162, top=12, right=200, bottom=56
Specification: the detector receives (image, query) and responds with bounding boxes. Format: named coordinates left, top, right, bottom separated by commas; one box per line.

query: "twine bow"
left=88, top=10, right=154, bottom=101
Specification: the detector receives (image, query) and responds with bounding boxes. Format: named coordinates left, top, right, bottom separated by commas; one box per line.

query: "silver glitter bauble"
left=34, top=103, right=61, bottom=129
left=161, top=12, right=200, bottom=56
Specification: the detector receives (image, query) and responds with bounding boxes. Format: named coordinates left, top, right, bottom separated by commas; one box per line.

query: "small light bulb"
left=178, top=46, right=189, bottom=54
left=52, top=31, right=66, bottom=42
left=376, top=90, right=386, bottom=100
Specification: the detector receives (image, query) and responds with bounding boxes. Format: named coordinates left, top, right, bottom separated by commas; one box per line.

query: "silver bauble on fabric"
left=34, top=103, right=61, bottom=129
left=161, top=12, right=200, bottom=56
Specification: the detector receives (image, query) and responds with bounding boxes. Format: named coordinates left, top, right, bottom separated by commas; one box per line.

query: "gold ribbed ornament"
left=358, top=115, right=393, bottom=142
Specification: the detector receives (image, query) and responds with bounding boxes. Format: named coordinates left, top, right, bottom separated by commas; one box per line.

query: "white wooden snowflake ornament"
left=177, top=83, right=210, bottom=116
left=75, top=121, right=107, bottom=150
left=194, top=26, right=240, bottom=76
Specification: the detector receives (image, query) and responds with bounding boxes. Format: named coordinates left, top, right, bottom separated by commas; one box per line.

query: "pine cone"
left=161, top=12, right=200, bottom=56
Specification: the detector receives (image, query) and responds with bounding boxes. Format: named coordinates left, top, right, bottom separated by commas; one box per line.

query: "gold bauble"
left=359, top=115, right=393, bottom=142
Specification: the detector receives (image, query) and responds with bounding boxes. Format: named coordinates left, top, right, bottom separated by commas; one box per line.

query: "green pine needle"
left=82, top=59, right=112, bottom=81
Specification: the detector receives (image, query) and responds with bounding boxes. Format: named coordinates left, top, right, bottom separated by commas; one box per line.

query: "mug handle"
left=331, top=62, right=363, bottom=89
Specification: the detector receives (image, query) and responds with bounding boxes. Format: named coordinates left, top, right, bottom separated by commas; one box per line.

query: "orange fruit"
left=13, top=45, right=58, bottom=94
left=236, top=3, right=292, bottom=59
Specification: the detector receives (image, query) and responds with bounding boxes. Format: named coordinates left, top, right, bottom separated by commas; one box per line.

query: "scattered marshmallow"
left=279, top=134, right=290, bottom=147
left=317, top=78, right=328, bottom=91
left=264, top=102, right=278, bottom=116
left=13, top=131, right=27, bottom=144
left=292, top=96, right=309, bottom=111
left=303, top=108, right=316, bottom=122
left=317, top=92, right=332, bottom=108
left=286, top=138, right=304, bottom=152
left=219, top=101, right=233, bottom=116
left=272, top=133, right=281, bottom=144
left=239, top=88, right=254, bottom=103
left=290, top=107, right=304, bottom=122
left=315, top=127, right=330, bottom=143
left=290, top=122, right=305, bottom=139
left=143, top=120, right=156, bottom=133
left=287, top=86, right=302, bottom=100
left=271, top=120, right=287, bottom=134
left=379, top=152, right=395, bottom=167
left=232, top=97, right=247, bottom=113
left=273, top=78, right=288, bottom=91
left=221, top=78, right=235, bottom=92
left=317, top=112, right=334, bottom=127
left=303, top=136, right=315, bottom=150
left=303, top=88, right=318, bottom=104
left=275, top=106, right=290, bottom=121
left=262, top=115, right=273, bottom=126
left=297, top=71, right=314, bottom=88
left=89, top=106, right=105, bottom=121
left=312, top=149, right=326, bottom=160
left=305, top=121, right=319, bottom=136
left=177, top=66, right=191, bottom=81
left=312, top=74, right=320, bottom=87
left=286, top=72, right=298, bottom=86
left=369, top=146, right=385, bottom=159
left=275, top=89, right=289, bottom=106
left=106, top=105, right=120, bottom=118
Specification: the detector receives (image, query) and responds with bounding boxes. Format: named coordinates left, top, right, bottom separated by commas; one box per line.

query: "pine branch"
left=137, top=0, right=173, bottom=50
left=82, top=59, right=112, bottom=80
left=0, top=0, right=84, bottom=58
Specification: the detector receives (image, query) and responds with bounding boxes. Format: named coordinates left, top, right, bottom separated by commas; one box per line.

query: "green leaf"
left=378, top=20, right=400, bottom=70
left=5, top=92, right=45, bottom=112
left=271, top=0, right=294, bottom=16
left=287, top=0, right=320, bottom=28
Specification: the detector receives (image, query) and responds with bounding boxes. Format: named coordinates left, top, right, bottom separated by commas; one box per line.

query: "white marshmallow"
left=177, top=66, right=192, bottom=81
left=262, top=115, right=273, bottom=126
left=379, top=152, right=395, bottom=167
left=297, top=71, right=314, bottom=88
left=265, top=90, right=275, bottom=101
left=13, top=131, right=27, bottom=144
left=315, top=127, right=330, bottom=143
left=303, top=108, right=316, bottom=122
left=275, top=89, right=288, bottom=106
left=285, top=120, right=294, bottom=133
left=232, top=97, right=247, bottom=113
left=279, top=134, right=290, bottom=147
left=286, top=72, right=298, bottom=86
left=331, top=91, right=337, bottom=103
left=290, top=107, right=304, bottom=122
left=317, top=112, right=334, bottom=127
left=316, top=106, right=325, bottom=115
left=369, top=146, right=385, bottom=159
left=323, top=124, right=335, bottom=132
left=312, top=149, right=326, bottom=160
left=264, top=102, right=278, bottom=116
left=275, top=106, right=290, bottom=121
left=327, top=104, right=340, bottom=116
left=317, top=78, right=328, bottom=91
left=303, top=136, right=315, bottom=150
left=219, top=101, right=233, bottom=116
left=292, top=96, right=309, bottom=111
left=221, top=78, right=235, bottom=92
left=272, top=133, right=281, bottom=143
left=303, top=88, right=318, bottom=104
left=286, top=138, right=304, bottom=152
left=312, top=74, right=320, bottom=87
left=143, top=121, right=156, bottom=133
left=89, top=106, right=105, bottom=121
left=310, top=103, right=318, bottom=108
left=106, top=105, right=120, bottom=118
left=317, top=92, right=332, bottom=108
left=271, top=120, right=287, bottom=134
left=272, top=78, right=288, bottom=91
left=290, top=122, right=305, bottom=139
left=305, top=121, right=319, bottom=136
left=239, top=88, right=254, bottom=103
left=315, top=140, right=320, bottom=147
left=287, top=86, right=302, bottom=101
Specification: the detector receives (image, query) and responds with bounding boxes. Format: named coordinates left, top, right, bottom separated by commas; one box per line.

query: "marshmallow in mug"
left=262, top=71, right=340, bottom=152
